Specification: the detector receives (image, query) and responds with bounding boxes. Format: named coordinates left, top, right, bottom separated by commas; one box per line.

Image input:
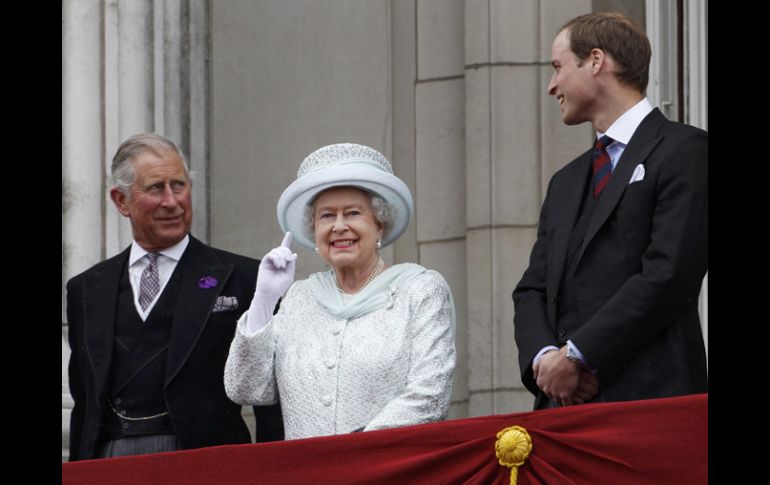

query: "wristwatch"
left=565, top=345, right=585, bottom=369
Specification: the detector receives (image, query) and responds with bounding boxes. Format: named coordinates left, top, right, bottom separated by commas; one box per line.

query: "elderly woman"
left=224, top=143, right=456, bottom=440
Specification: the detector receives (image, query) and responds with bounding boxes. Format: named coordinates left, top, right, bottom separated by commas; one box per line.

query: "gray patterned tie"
left=138, top=252, right=160, bottom=311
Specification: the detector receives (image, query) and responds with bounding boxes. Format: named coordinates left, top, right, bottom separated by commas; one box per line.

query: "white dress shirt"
left=127, top=235, right=189, bottom=320
left=599, top=97, right=654, bottom=172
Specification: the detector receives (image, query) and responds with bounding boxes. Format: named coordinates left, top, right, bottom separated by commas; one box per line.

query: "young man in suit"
left=513, top=12, right=707, bottom=409
left=67, top=133, right=283, bottom=460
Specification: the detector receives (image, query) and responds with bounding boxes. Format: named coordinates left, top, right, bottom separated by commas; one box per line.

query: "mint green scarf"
left=308, top=263, right=427, bottom=320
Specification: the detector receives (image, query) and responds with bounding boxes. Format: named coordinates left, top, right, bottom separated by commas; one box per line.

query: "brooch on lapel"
left=385, top=286, right=397, bottom=309
left=198, top=276, right=218, bottom=289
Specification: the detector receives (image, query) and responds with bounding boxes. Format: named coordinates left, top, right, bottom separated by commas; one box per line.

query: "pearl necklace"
left=336, top=258, right=384, bottom=294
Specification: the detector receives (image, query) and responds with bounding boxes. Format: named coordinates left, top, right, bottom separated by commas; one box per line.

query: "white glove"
left=245, top=232, right=297, bottom=334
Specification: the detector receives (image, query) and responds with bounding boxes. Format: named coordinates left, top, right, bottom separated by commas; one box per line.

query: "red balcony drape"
left=63, top=393, right=707, bottom=484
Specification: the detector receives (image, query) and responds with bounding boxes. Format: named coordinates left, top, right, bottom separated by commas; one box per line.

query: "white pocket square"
left=213, top=295, right=239, bottom=313
left=628, top=164, right=645, bottom=184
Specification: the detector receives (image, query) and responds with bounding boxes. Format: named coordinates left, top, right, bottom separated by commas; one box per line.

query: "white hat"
left=277, top=143, right=413, bottom=251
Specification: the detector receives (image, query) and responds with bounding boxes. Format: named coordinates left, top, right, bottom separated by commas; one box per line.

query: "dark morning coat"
left=513, top=108, right=708, bottom=408
left=67, top=236, right=283, bottom=460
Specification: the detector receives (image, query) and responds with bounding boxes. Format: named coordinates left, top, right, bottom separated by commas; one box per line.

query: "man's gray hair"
left=302, top=189, right=393, bottom=244
left=111, top=133, right=192, bottom=196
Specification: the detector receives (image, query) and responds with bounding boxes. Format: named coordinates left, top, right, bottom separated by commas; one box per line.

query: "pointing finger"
left=281, top=231, right=293, bottom=249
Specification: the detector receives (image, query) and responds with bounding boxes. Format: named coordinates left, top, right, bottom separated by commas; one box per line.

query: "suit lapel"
left=575, top=109, right=666, bottom=267
left=548, top=151, right=592, bottom=300
left=83, top=248, right=130, bottom=400
left=165, top=237, right=234, bottom=386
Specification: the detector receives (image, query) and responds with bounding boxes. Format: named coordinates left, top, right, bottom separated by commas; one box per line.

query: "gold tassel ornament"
left=495, top=425, right=533, bottom=485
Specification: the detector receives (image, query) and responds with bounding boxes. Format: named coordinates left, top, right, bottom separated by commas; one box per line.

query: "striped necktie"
left=592, top=135, right=614, bottom=198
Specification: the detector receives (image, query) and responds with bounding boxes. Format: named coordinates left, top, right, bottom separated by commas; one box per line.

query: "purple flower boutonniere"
left=198, top=276, right=218, bottom=289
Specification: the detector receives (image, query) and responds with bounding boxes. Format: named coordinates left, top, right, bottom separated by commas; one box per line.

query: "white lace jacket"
left=224, top=269, right=456, bottom=440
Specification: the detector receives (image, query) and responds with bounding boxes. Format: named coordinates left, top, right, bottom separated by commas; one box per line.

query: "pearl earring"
left=314, top=246, right=320, bottom=254
left=376, top=239, right=382, bottom=249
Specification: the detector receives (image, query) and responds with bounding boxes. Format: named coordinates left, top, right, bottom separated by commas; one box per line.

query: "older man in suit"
left=67, top=133, right=283, bottom=460
left=513, top=12, right=707, bottom=410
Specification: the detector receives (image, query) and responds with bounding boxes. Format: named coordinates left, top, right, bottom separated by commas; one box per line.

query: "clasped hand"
left=533, top=347, right=599, bottom=406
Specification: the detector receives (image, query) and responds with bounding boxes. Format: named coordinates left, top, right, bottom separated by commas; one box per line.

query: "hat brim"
left=277, top=164, right=413, bottom=251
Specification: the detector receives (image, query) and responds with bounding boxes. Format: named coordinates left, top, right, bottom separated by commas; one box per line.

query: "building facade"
left=62, top=0, right=708, bottom=461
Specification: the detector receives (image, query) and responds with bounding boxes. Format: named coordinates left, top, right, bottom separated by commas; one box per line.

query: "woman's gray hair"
left=111, top=133, right=192, bottom=196
left=303, top=189, right=393, bottom=245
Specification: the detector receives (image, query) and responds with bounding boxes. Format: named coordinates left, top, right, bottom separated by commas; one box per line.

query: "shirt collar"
left=598, top=97, right=653, bottom=145
left=129, top=234, right=190, bottom=266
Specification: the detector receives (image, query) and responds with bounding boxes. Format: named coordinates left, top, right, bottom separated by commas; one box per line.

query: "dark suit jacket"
left=67, top=236, right=283, bottom=461
left=513, top=109, right=708, bottom=407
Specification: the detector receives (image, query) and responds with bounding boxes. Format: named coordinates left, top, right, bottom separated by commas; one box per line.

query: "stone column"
left=414, top=0, right=468, bottom=419
left=62, top=0, right=103, bottom=461
left=63, top=0, right=104, bottom=312
left=62, top=0, right=210, bottom=460
left=104, top=0, right=156, bottom=255
left=684, top=0, right=708, bottom=361
left=464, top=0, right=593, bottom=417
left=161, top=0, right=210, bottom=241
